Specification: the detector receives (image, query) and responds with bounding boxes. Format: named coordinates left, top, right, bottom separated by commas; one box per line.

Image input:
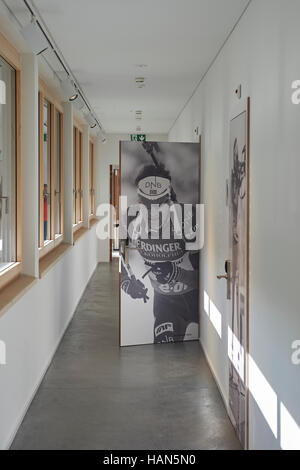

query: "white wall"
left=169, top=0, right=300, bottom=450
left=0, top=226, right=98, bottom=449
left=95, top=133, right=168, bottom=261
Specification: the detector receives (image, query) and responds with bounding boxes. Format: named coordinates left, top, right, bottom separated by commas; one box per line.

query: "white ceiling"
left=13, top=0, right=249, bottom=134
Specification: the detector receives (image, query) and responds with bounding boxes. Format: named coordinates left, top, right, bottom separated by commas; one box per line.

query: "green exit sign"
left=131, top=134, right=146, bottom=142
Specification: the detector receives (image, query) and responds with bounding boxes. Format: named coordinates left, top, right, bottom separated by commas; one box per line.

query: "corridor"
left=11, top=262, right=240, bottom=450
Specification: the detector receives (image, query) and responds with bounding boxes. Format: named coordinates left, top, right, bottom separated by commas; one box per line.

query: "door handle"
left=217, top=260, right=232, bottom=300
left=0, top=196, right=9, bottom=214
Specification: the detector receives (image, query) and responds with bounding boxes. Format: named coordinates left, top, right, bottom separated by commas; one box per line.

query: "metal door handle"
left=217, top=260, right=232, bottom=300
left=0, top=196, right=9, bottom=214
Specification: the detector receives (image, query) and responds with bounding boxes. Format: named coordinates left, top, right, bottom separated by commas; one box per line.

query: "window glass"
left=43, top=99, right=51, bottom=242
left=73, top=127, right=83, bottom=225
left=77, top=131, right=83, bottom=223
left=54, top=110, right=62, bottom=236
left=73, top=127, right=76, bottom=225
left=89, top=141, right=95, bottom=215
left=0, top=55, right=16, bottom=272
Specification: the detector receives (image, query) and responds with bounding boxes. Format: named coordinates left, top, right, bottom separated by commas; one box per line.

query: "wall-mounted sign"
left=130, top=134, right=146, bottom=142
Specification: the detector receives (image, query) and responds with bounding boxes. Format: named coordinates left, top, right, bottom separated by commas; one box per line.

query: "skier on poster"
left=121, top=142, right=199, bottom=344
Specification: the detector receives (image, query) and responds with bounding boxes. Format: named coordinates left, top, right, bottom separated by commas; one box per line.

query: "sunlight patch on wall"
left=209, top=299, right=222, bottom=338
left=204, top=290, right=210, bottom=316
left=280, top=402, right=300, bottom=450
left=249, top=355, right=278, bottom=438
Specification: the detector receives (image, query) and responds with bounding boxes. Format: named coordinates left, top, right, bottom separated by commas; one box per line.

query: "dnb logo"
left=155, top=322, right=174, bottom=338
left=0, top=340, right=6, bottom=366
left=137, top=177, right=170, bottom=200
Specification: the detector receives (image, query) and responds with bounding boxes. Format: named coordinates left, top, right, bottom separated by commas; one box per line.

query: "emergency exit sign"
left=130, top=134, right=146, bottom=142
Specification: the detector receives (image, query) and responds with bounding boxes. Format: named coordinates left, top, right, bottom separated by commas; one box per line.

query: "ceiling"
left=8, top=0, right=250, bottom=134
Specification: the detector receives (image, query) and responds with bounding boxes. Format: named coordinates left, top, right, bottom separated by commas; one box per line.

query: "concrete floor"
left=11, top=261, right=241, bottom=450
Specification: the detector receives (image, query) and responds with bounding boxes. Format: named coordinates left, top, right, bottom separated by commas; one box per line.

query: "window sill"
left=73, top=227, right=89, bottom=245
left=89, top=217, right=99, bottom=229
left=0, top=263, right=22, bottom=291
left=39, top=243, right=72, bottom=278
left=39, top=234, right=64, bottom=259
left=73, top=221, right=83, bottom=234
left=0, top=275, right=37, bottom=319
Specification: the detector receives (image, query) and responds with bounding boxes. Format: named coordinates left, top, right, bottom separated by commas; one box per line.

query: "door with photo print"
left=119, top=141, right=200, bottom=347
left=228, top=102, right=249, bottom=449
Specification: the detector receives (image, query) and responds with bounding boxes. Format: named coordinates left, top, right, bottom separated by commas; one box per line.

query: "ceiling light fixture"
left=61, top=78, right=78, bottom=102
left=73, top=93, right=85, bottom=111
left=84, top=112, right=97, bottom=129
left=97, top=128, right=107, bottom=144
left=21, top=17, right=49, bottom=55
left=15, top=1, right=107, bottom=137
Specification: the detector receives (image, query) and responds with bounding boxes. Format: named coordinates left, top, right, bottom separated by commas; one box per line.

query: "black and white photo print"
left=120, top=141, right=200, bottom=347
left=228, top=108, right=249, bottom=448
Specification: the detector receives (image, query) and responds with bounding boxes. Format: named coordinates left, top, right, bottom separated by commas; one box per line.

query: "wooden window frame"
left=0, top=33, right=22, bottom=291
left=38, top=83, right=64, bottom=259
left=89, top=140, right=95, bottom=216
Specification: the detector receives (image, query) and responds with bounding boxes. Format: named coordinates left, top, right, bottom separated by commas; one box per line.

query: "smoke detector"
left=135, top=77, right=145, bottom=88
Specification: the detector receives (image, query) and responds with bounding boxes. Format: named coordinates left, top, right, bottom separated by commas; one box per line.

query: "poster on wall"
left=120, top=141, right=200, bottom=347
left=228, top=103, right=249, bottom=448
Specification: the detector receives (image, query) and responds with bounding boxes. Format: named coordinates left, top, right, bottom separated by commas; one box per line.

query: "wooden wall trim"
left=0, top=31, right=21, bottom=70
left=39, top=78, right=63, bottom=113
left=73, top=115, right=84, bottom=133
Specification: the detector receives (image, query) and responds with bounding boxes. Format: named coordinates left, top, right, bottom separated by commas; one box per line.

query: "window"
left=39, top=97, right=52, bottom=246
left=73, top=126, right=83, bottom=227
left=0, top=55, right=17, bottom=274
left=54, top=110, right=63, bottom=237
left=89, top=140, right=95, bottom=216
left=38, top=89, right=64, bottom=256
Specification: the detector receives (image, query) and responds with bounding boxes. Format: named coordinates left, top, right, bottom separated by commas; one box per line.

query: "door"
left=227, top=99, right=250, bottom=449
left=119, top=141, right=201, bottom=347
